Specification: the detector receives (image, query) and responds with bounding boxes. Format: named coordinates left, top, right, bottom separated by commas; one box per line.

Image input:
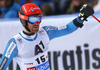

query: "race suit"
left=0, top=17, right=83, bottom=70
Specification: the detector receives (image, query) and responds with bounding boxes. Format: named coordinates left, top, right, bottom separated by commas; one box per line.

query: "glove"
left=79, top=4, right=94, bottom=21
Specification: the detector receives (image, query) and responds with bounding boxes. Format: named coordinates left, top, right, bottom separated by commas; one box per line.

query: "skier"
left=0, top=3, right=94, bottom=70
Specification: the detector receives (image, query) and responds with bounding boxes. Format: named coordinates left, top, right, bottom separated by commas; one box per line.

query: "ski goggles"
left=19, top=12, right=42, bottom=24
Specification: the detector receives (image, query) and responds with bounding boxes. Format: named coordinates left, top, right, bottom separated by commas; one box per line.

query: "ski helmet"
left=19, top=3, right=42, bottom=31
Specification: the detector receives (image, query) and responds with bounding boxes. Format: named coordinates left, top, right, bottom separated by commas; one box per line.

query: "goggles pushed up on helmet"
left=19, top=12, right=42, bottom=24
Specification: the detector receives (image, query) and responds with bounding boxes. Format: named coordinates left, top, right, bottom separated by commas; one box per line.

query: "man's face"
left=28, top=22, right=40, bottom=33
left=0, top=0, right=12, bottom=8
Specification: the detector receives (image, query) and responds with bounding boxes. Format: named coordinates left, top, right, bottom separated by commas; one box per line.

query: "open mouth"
left=33, top=26, right=39, bottom=30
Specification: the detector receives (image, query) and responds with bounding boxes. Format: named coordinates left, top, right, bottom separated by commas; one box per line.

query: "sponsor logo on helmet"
left=29, top=7, right=40, bottom=12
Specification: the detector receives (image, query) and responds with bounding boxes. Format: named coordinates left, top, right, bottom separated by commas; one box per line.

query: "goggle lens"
left=28, top=16, right=41, bottom=24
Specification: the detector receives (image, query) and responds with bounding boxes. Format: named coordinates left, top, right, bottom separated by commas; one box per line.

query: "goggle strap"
left=19, top=12, right=28, bottom=20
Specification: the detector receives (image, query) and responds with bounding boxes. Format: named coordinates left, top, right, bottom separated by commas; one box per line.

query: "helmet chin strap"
left=25, top=26, right=31, bottom=32
left=24, top=26, right=35, bottom=35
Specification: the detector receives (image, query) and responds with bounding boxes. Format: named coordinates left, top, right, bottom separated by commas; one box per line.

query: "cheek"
left=28, top=24, right=33, bottom=30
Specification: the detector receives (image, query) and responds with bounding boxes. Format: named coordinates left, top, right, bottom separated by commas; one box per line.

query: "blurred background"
left=0, top=0, right=100, bottom=18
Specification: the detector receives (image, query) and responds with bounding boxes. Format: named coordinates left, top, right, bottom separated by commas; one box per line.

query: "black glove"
left=79, top=4, right=94, bottom=21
